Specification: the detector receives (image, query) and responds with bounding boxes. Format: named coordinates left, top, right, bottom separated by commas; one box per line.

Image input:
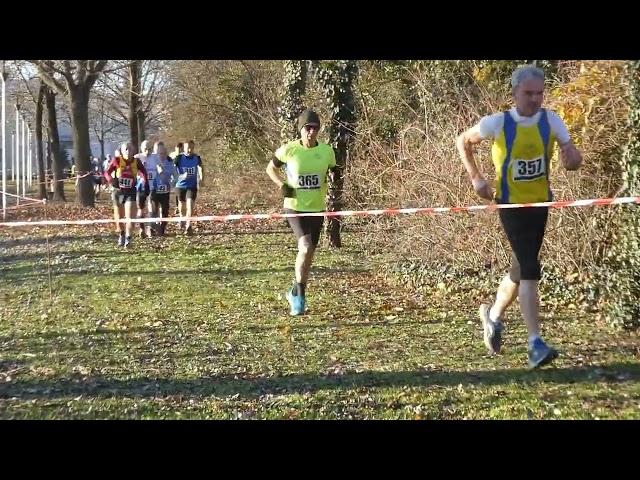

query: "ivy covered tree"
left=599, top=60, right=640, bottom=328
left=278, top=60, right=307, bottom=142
left=312, top=60, right=358, bottom=247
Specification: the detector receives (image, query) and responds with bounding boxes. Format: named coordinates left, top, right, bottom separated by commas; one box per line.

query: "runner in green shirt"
left=266, top=109, right=337, bottom=316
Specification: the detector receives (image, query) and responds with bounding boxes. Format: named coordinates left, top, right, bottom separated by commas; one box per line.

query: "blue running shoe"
left=286, top=287, right=305, bottom=316
left=528, top=338, right=558, bottom=369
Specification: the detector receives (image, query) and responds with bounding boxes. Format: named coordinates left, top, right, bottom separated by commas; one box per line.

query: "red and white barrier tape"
left=3, top=200, right=46, bottom=212
left=41, top=171, right=94, bottom=185
left=0, top=196, right=638, bottom=228
left=1, top=190, right=46, bottom=203
left=1, top=172, right=94, bottom=209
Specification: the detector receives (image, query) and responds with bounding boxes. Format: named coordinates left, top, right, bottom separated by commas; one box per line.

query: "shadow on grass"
left=0, top=326, right=160, bottom=346
left=1, top=265, right=369, bottom=279
left=0, top=250, right=119, bottom=263
left=0, top=234, right=111, bottom=248
left=2, top=362, right=638, bottom=401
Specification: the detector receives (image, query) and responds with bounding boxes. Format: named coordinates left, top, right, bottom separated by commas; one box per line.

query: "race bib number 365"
left=297, top=174, right=320, bottom=189
left=512, top=157, right=546, bottom=182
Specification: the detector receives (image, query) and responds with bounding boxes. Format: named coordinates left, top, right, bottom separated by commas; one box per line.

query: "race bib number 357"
left=512, top=157, right=546, bottom=182
left=297, top=174, right=320, bottom=189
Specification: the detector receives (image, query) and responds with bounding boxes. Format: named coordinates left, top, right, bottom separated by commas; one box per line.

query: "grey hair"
left=511, top=65, right=545, bottom=88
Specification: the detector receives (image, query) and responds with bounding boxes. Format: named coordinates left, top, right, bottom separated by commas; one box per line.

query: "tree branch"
left=33, top=61, right=68, bottom=95
left=85, top=60, right=108, bottom=90
left=61, top=60, right=76, bottom=85
left=15, top=63, right=38, bottom=103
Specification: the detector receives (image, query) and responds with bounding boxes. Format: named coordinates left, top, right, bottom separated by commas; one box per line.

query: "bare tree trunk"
left=46, top=134, right=52, bottom=192
left=129, top=61, right=141, bottom=149
left=35, top=83, right=47, bottom=199
left=44, top=87, right=65, bottom=202
left=326, top=149, right=347, bottom=247
left=69, top=84, right=94, bottom=207
left=33, top=60, right=108, bottom=208
left=99, top=138, right=105, bottom=162
left=137, top=108, right=145, bottom=144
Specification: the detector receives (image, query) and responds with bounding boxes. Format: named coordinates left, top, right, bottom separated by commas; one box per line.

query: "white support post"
left=1, top=66, right=6, bottom=219
left=15, top=107, right=20, bottom=204
left=21, top=115, right=25, bottom=198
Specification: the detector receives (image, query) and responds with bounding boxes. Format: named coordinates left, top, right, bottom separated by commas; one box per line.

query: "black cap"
left=297, top=109, right=321, bottom=131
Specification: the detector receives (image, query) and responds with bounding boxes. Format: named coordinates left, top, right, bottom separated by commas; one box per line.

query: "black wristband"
left=281, top=184, right=295, bottom=198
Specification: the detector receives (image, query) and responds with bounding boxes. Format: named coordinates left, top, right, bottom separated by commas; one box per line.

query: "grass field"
left=1, top=188, right=639, bottom=419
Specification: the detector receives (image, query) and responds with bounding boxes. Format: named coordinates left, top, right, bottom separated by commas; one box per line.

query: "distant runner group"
left=103, top=140, right=203, bottom=247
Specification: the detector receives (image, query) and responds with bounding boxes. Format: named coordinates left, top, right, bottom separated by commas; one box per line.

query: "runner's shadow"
left=3, top=362, right=638, bottom=402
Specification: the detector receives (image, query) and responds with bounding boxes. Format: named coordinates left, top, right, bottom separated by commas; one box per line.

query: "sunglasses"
left=303, top=124, right=320, bottom=132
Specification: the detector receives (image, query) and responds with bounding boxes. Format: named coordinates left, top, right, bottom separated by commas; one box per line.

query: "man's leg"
left=184, top=189, right=197, bottom=234
left=148, top=194, right=158, bottom=237
left=124, top=199, right=135, bottom=246
left=490, top=273, right=519, bottom=320
left=285, top=235, right=316, bottom=315
left=137, top=193, right=146, bottom=238
left=159, top=193, right=170, bottom=236
left=112, top=191, right=125, bottom=246
left=146, top=195, right=154, bottom=236
left=506, top=208, right=547, bottom=340
left=480, top=209, right=526, bottom=354
left=116, top=205, right=126, bottom=246
left=285, top=213, right=322, bottom=315
left=185, top=197, right=194, bottom=233
left=294, top=234, right=316, bottom=294
left=177, top=189, right=186, bottom=231
left=515, top=208, right=556, bottom=367
left=113, top=204, right=122, bottom=234
left=519, top=279, right=541, bottom=338
left=494, top=207, right=554, bottom=366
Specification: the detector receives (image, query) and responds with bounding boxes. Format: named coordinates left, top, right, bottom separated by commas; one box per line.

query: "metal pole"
left=21, top=116, right=25, bottom=197
left=2, top=64, right=7, bottom=219
left=15, top=105, right=20, bottom=204
left=11, top=132, right=14, bottom=183
left=27, top=126, right=31, bottom=188
left=26, top=122, right=29, bottom=193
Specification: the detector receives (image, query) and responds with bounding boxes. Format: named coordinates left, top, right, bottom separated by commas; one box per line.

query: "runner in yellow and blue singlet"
left=457, top=65, right=583, bottom=369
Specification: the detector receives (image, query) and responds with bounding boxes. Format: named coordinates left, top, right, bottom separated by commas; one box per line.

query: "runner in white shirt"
left=148, top=141, right=178, bottom=236
left=134, top=140, right=153, bottom=237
